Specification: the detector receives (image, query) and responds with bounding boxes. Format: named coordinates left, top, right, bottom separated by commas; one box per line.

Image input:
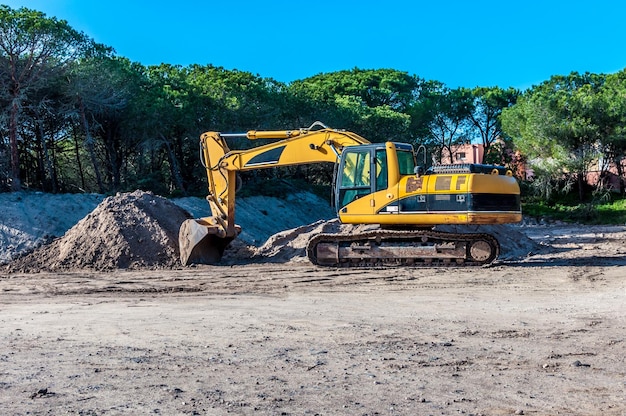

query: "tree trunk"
left=108, top=129, right=121, bottom=191
left=72, top=127, right=86, bottom=191
left=161, top=134, right=186, bottom=195
left=615, top=157, right=625, bottom=195
left=578, top=172, right=585, bottom=202
left=9, top=100, right=22, bottom=191
left=78, top=97, right=104, bottom=193
left=38, top=121, right=58, bottom=193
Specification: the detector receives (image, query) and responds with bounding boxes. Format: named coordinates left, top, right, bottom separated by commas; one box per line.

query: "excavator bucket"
left=178, top=219, right=236, bottom=265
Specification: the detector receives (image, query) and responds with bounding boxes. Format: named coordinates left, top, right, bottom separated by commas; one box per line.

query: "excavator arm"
left=179, top=122, right=370, bottom=265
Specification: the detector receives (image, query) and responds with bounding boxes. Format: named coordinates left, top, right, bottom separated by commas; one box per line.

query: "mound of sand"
left=250, top=219, right=342, bottom=263
left=434, top=224, right=543, bottom=260
left=247, top=220, right=541, bottom=264
left=7, top=191, right=190, bottom=272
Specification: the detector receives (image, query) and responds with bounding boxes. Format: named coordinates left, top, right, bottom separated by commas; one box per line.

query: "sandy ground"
left=1, top=224, right=625, bottom=415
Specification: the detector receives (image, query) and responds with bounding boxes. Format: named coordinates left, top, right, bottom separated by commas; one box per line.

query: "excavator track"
left=306, top=230, right=500, bottom=267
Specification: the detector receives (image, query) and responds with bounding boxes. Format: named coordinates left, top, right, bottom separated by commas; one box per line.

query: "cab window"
left=375, top=149, right=388, bottom=191
left=341, top=151, right=371, bottom=187
left=338, top=150, right=373, bottom=209
left=397, top=150, right=416, bottom=176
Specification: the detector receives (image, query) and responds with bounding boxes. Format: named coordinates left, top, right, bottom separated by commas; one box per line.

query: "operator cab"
left=335, top=142, right=416, bottom=210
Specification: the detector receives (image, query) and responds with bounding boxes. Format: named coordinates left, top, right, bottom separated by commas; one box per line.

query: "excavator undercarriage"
left=307, top=229, right=500, bottom=267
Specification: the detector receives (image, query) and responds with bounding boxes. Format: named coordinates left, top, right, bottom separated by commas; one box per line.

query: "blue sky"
left=4, top=0, right=626, bottom=90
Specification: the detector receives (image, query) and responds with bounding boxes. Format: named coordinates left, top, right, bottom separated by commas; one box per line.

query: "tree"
left=502, top=72, right=606, bottom=201
left=287, top=69, right=421, bottom=142
left=466, top=86, right=518, bottom=162
left=143, top=64, right=291, bottom=193
left=410, top=82, right=473, bottom=164
left=596, top=70, right=626, bottom=193
left=20, top=76, right=67, bottom=192
left=65, top=57, right=144, bottom=192
left=0, top=5, right=109, bottom=190
left=292, top=68, right=420, bottom=111
left=137, top=63, right=198, bottom=194
left=184, top=64, right=287, bottom=131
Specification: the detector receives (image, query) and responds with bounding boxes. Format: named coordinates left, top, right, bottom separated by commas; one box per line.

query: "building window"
left=455, top=152, right=466, bottom=161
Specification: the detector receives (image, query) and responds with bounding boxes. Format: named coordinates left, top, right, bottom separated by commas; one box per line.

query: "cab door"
left=335, top=147, right=376, bottom=211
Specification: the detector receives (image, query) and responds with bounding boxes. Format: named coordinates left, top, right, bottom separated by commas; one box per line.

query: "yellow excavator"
left=179, top=121, right=522, bottom=267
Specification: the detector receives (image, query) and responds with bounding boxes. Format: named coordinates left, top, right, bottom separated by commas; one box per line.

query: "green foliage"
left=408, top=81, right=475, bottom=162
left=0, top=5, right=111, bottom=191
left=0, top=5, right=109, bottom=61
left=290, top=68, right=420, bottom=110
left=523, top=197, right=626, bottom=225
left=467, top=86, right=518, bottom=151
left=287, top=69, right=420, bottom=142
left=502, top=71, right=626, bottom=201
left=595, top=198, right=626, bottom=223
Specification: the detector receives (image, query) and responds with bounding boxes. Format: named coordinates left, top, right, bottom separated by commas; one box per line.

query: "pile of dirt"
left=434, top=223, right=544, bottom=260
left=247, top=220, right=541, bottom=263
left=250, top=219, right=343, bottom=262
left=6, top=191, right=190, bottom=272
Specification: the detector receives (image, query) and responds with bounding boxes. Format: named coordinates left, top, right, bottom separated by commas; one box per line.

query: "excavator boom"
left=179, top=122, right=369, bottom=265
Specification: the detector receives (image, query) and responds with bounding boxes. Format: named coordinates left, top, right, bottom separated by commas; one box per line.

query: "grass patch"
left=523, top=197, right=626, bottom=225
